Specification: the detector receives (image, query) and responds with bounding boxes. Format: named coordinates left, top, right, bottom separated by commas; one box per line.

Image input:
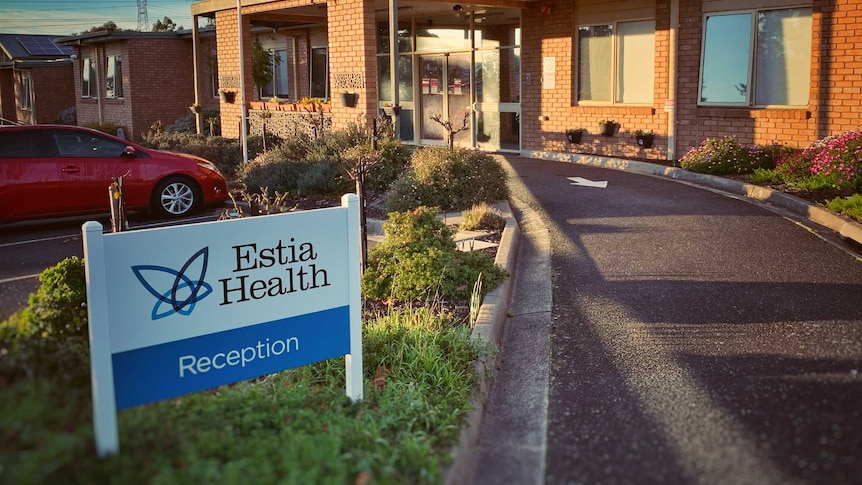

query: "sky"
left=0, top=0, right=197, bottom=36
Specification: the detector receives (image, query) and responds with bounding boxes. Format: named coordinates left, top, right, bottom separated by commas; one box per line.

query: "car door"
left=0, top=129, right=61, bottom=220
left=52, top=129, right=147, bottom=213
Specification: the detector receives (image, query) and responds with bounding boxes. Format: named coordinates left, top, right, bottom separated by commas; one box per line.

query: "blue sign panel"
left=112, top=306, right=350, bottom=410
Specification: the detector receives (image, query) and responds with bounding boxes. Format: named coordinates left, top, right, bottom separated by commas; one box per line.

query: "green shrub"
left=460, top=203, right=506, bottom=231
left=826, top=194, right=862, bottom=222
left=166, top=109, right=222, bottom=136
left=748, top=168, right=783, bottom=184
left=679, top=137, right=775, bottom=175
left=367, top=139, right=411, bottom=192
left=141, top=129, right=245, bottom=177
left=0, top=257, right=90, bottom=385
left=362, top=207, right=506, bottom=301
left=775, top=145, right=820, bottom=185
left=384, top=147, right=509, bottom=213
left=84, top=121, right=127, bottom=138
left=295, top=159, right=344, bottom=196
left=55, top=106, right=76, bottom=125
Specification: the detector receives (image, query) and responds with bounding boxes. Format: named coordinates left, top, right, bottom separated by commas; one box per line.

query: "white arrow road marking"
left=567, top=176, right=608, bottom=188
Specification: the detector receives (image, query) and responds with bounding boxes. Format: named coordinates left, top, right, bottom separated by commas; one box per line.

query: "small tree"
left=430, top=111, right=470, bottom=150
left=152, top=17, right=177, bottom=32
left=252, top=41, right=281, bottom=96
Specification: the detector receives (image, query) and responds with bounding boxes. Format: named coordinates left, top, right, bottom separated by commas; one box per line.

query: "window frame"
left=698, top=6, right=813, bottom=108
left=17, top=70, right=32, bottom=110
left=310, top=46, right=329, bottom=100
left=81, top=57, right=96, bottom=98
left=105, top=54, right=123, bottom=99
left=575, top=18, right=656, bottom=106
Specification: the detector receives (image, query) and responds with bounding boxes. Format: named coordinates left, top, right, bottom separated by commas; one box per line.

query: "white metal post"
left=237, top=0, right=249, bottom=165
left=342, top=193, right=363, bottom=401
left=82, top=221, right=119, bottom=457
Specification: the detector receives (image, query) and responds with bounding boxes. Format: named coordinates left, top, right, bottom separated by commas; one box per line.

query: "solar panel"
left=17, top=36, right=67, bottom=56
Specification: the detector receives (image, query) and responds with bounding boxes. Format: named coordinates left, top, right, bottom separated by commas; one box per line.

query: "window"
left=577, top=20, right=655, bottom=104
left=310, top=47, right=328, bottom=99
left=261, top=49, right=288, bottom=99
left=17, top=71, right=32, bottom=110
left=53, top=131, right=126, bottom=157
left=700, top=7, right=812, bottom=106
left=82, top=57, right=96, bottom=97
left=106, top=55, right=123, bottom=98
left=210, top=52, right=220, bottom=98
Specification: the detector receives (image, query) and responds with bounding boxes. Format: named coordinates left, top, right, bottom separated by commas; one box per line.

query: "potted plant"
left=598, top=119, right=617, bottom=137
left=633, top=129, right=655, bottom=148
left=218, top=88, right=235, bottom=104
left=566, top=128, right=585, bottom=144
left=382, top=103, right=401, bottom=117
left=340, top=92, right=358, bottom=108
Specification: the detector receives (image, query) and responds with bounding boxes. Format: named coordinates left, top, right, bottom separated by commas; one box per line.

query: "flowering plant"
left=679, top=136, right=761, bottom=175
left=807, top=130, right=862, bottom=189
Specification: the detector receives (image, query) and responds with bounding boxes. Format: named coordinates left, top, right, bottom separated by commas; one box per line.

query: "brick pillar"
left=327, top=0, right=378, bottom=130
left=216, top=9, right=253, bottom=138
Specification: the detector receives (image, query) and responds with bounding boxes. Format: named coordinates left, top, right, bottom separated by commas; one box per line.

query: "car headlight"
left=197, top=161, right=221, bottom=175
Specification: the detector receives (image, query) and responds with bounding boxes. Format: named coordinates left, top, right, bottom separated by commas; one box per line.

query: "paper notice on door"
left=543, top=57, right=556, bottom=90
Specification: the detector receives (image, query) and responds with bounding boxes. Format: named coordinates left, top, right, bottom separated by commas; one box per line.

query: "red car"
left=0, top=125, right=228, bottom=222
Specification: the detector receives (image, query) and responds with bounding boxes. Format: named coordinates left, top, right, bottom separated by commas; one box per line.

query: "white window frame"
left=82, top=57, right=96, bottom=98
left=17, top=70, right=32, bottom=110
left=699, top=7, right=812, bottom=108
left=105, top=55, right=123, bottom=99
left=575, top=19, right=656, bottom=106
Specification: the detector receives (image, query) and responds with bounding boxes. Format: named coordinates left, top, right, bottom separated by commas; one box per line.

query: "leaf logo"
left=132, top=247, right=214, bottom=320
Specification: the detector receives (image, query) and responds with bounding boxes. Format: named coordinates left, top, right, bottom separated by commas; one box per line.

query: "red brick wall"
left=197, top=37, right=220, bottom=111
left=71, top=39, right=196, bottom=141
left=811, top=0, right=862, bottom=138
left=30, top=64, right=75, bottom=124
left=126, top=38, right=195, bottom=140
left=0, top=70, right=14, bottom=120
left=673, top=0, right=862, bottom=155
left=72, top=46, right=99, bottom=129
left=216, top=10, right=253, bottom=138
left=521, top=0, right=671, bottom=159
left=675, top=0, right=817, bottom=152
left=327, top=0, right=378, bottom=128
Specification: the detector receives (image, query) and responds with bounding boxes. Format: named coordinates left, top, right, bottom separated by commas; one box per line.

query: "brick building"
left=190, top=0, right=862, bottom=162
left=0, top=34, right=75, bottom=125
left=56, top=29, right=220, bottom=141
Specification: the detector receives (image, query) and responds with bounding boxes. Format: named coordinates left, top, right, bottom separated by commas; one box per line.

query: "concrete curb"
left=445, top=200, right=521, bottom=484
left=524, top=150, right=862, bottom=247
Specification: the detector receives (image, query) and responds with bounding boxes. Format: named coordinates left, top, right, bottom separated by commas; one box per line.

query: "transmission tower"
left=137, top=0, right=149, bottom=31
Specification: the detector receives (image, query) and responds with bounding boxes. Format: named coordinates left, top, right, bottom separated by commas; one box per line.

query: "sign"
left=568, top=176, right=608, bottom=188
left=83, top=194, right=363, bottom=456
left=542, top=57, right=556, bottom=90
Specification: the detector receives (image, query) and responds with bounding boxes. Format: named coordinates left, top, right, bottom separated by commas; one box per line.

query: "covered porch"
left=190, top=0, right=525, bottom=152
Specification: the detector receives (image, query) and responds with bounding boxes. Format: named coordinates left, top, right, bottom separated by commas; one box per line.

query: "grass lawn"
left=1, top=306, right=483, bottom=484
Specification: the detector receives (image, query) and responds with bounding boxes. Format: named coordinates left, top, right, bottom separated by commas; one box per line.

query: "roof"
left=55, top=27, right=214, bottom=46
left=0, top=34, right=72, bottom=61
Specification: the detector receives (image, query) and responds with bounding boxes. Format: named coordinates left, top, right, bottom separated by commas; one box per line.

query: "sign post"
left=83, top=194, right=363, bottom=457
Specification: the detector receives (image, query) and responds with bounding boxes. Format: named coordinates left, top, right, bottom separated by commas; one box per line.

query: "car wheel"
left=153, top=177, right=200, bottom=217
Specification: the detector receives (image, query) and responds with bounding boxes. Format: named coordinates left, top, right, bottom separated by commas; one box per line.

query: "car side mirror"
left=123, top=146, right=137, bottom=158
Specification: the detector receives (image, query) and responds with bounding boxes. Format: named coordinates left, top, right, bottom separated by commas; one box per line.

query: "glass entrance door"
left=419, top=53, right=472, bottom=146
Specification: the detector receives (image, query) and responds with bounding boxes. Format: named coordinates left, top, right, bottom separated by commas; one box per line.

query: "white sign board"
left=83, top=194, right=363, bottom=456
